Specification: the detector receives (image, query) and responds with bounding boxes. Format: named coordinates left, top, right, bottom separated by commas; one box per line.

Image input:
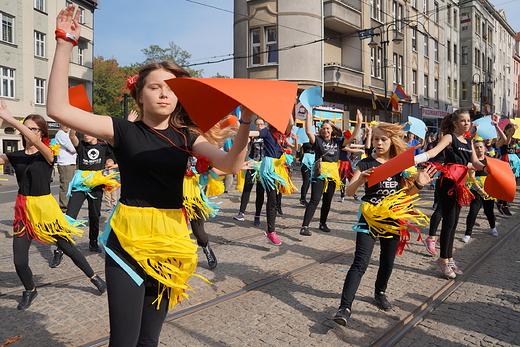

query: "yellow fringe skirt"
left=13, top=194, right=84, bottom=244
left=318, top=161, right=343, bottom=193
left=105, top=203, right=208, bottom=310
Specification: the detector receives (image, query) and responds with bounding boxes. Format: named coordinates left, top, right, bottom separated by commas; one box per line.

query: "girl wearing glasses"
left=0, top=101, right=106, bottom=310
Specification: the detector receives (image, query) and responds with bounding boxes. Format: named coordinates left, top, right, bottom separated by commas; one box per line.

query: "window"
left=392, top=1, right=404, bottom=30
left=250, top=29, right=261, bottom=65
left=79, top=7, right=85, bottom=24
left=447, top=40, right=451, bottom=61
left=475, top=48, right=479, bottom=67
left=412, top=70, right=417, bottom=95
left=447, top=77, right=451, bottom=98
left=434, top=78, right=439, bottom=100
left=424, top=34, right=429, bottom=57
left=423, top=0, right=428, bottom=14
left=35, top=78, right=45, bottom=105
left=453, top=9, right=457, bottom=30
left=412, top=28, right=417, bottom=50
left=447, top=5, right=451, bottom=25
left=475, top=15, right=481, bottom=35
left=424, top=74, right=429, bottom=98
left=461, top=12, right=470, bottom=31
left=35, top=31, right=45, bottom=58
left=434, top=2, right=439, bottom=22
left=393, top=53, right=398, bottom=83
left=412, top=0, right=417, bottom=9
left=0, top=67, right=15, bottom=98
left=392, top=54, right=404, bottom=84
left=34, top=0, right=45, bottom=11
left=434, top=40, right=438, bottom=61
left=377, top=47, right=382, bottom=78
left=462, top=46, right=468, bottom=65
left=371, top=0, right=382, bottom=21
left=78, top=46, right=84, bottom=65
left=454, top=44, right=457, bottom=64
left=454, top=79, right=458, bottom=100
left=265, top=27, right=277, bottom=64
left=1, top=13, right=14, bottom=44
left=462, top=81, right=467, bottom=100
left=371, top=47, right=382, bottom=78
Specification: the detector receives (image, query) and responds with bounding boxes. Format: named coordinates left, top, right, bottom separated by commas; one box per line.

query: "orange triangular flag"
left=68, top=84, right=93, bottom=112
left=164, top=78, right=298, bottom=133
left=484, top=156, right=516, bottom=202
left=367, top=146, right=415, bottom=187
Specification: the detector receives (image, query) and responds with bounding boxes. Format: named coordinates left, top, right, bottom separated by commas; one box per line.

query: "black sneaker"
left=202, top=243, right=217, bottom=269
left=333, top=308, right=351, bottom=326
left=353, top=194, right=359, bottom=200
left=300, top=227, right=312, bottom=236
left=90, top=275, right=107, bottom=293
left=50, top=249, right=63, bottom=268
left=17, top=289, right=38, bottom=310
left=277, top=207, right=283, bottom=215
left=89, top=240, right=102, bottom=253
left=319, top=223, right=331, bottom=232
left=300, top=200, right=308, bottom=207
left=374, top=292, right=392, bottom=311
left=502, top=206, right=512, bottom=216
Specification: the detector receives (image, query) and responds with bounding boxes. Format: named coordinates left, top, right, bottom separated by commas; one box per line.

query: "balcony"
left=323, top=0, right=362, bottom=34
left=324, top=62, right=363, bottom=90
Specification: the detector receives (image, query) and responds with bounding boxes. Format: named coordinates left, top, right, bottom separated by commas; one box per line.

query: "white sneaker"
left=490, top=228, right=498, bottom=237
left=461, top=235, right=471, bottom=243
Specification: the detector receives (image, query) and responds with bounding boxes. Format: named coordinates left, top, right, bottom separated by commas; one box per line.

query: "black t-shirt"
left=111, top=118, right=198, bottom=209
left=444, top=133, right=472, bottom=165
left=358, top=156, right=401, bottom=205
left=500, top=143, right=516, bottom=155
left=249, top=137, right=265, bottom=161
left=301, top=142, right=314, bottom=154
left=76, top=140, right=111, bottom=171
left=7, top=150, right=53, bottom=196
left=314, top=136, right=343, bottom=163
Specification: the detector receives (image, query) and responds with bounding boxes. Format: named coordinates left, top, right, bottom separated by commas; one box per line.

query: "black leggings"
left=428, top=188, right=442, bottom=237
left=265, top=188, right=278, bottom=233
left=105, top=231, right=168, bottom=347
left=465, top=194, right=495, bottom=236
left=438, top=179, right=461, bottom=259
left=190, top=206, right=208, bottom=247
left=13, top=232, right=94, bottom=290
left=302, top=178, right=336, bottom=226
left=300, top=165, right=311, bottom=202
left=238, top=169, right=265, bottom=216
left=339, top=231, right=399, bottom=310
left=66, top=186, right=104, bottom=241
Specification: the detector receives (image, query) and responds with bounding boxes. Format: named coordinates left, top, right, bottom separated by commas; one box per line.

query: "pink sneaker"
left=424, top=238, right=437, bottom=255
left=265, top=231, right=282, bottom=245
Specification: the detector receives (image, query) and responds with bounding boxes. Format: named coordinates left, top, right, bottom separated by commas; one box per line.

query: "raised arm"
left=69, top=129, right=79, bottom=147
left=343, top=109, right=364, bottom=146
left=304, top=110, right=316, bottom=144
left=47, top=5, right=114, bottom=144
left=415, top=133, right=453, bottom=164
left=0, top=101, right=54, bottom=164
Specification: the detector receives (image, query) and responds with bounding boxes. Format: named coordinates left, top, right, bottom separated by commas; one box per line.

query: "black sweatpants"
left=238, top=169, right=265, bottom=216
left=465, top=193, right=495, bottom=236
left=438, top=179, right=461, bottom=259
left=66, top=186, right=104, bottom=242
left=13, top=232, right=94, bottom=290
left=300, top=165, right=311, bottom=202
left=339, top=231, right=399, bottom=310
left=302, top=178, right=336, bottom=226
left=105, top=231, right=168, bottom=347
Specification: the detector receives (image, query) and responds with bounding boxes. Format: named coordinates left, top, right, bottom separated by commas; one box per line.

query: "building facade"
left=0, top=0, right=97, bottom=171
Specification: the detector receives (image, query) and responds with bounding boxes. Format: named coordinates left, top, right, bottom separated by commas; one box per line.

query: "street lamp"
left=471, top=73, right=493, bottom=116
left=363, top=22, right=405, bottom=121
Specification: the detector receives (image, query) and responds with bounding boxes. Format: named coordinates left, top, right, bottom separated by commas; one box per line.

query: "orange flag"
left=164, top=78, right=298, bottom=133
left=68, top=84, right=93, bottom=112
left=484, top=157, right=516, bottom=202
left=367, top=146, right=415, bottom=187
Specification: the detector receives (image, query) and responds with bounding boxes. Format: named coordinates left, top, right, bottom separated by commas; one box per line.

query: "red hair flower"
left=125, top=74, right=139, bottom=91
left=463, top=131, right=472, bottom=138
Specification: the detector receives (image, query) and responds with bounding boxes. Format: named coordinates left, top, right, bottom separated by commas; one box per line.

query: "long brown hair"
left=439, top=108, right=469, bottom=135
left=22, top=114, right=48, bottom=148
left=320, top=120, right=342, bottom=138
left=372, top=122, right=415, bottom=188
left=130, top=61, right=200, bottom=134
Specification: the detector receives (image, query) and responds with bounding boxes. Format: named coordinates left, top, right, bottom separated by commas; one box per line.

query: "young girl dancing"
left=47, top=6, right=255, bottom=345
left=333, top=122, right=436, bottom=325
left=0, top=102, right=105, bottom=310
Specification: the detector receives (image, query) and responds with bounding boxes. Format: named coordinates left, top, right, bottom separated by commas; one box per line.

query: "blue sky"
left=93, top=0, right=520, bottom=79
left=94, top=0, right=234, bottom=77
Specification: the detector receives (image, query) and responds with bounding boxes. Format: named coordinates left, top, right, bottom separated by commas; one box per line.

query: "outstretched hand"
left=0, top=101, right=15, bottom=123
left=56, top=5, right=81, bottom=42
left=416, top=163, right=438, bottom=186
left=127, top=110, right=139, bottom=122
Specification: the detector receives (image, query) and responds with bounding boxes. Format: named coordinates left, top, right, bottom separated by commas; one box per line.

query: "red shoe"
left=265, top=231, right=282, bottom=245
left=424, top=239, right=437, bottom=255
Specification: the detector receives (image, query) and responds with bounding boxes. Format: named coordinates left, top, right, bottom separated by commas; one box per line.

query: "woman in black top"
left=416, top=109, right=488, bottom=279
left=495, top=123, right=518, bottom=215
left=48, top=6, right=254, bottom=346
left=0, top=102, right=105, bottom=311
left=299, top=110, right=362, bottom=236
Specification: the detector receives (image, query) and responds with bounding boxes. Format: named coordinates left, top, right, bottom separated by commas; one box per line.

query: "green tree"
left=141, top=41, right=204, bottom=77
left=93, top=56, right=137, bottom=118
left=211, top=73, right=230, bottom=78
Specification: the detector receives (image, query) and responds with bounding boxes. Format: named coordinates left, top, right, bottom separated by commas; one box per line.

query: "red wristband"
left=55, top=29, right=78, bottom=46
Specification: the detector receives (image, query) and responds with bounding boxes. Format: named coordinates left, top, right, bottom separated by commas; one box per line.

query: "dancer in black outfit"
left=0, top=101, right=105, bottom=310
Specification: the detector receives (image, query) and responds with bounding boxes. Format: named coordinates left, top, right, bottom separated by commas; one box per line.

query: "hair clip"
left=125, top=74, right=139, bottom=91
